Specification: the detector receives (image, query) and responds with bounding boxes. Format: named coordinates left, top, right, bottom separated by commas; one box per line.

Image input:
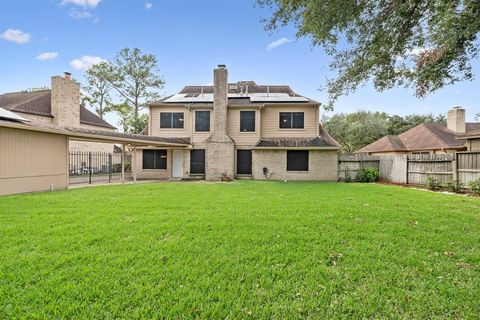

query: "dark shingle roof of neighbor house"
left=0, top=90, right=116, bottom=129
left=356, top=122, right=480, bottom=153
left=255, top=125, right=341, bottom=149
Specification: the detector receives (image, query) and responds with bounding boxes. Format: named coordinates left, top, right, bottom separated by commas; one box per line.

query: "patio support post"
left=121, top=144, right=125, bottom=183
left=133, top=144, right=137, bottom=183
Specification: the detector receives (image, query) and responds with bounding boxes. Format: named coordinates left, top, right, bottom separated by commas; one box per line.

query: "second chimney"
left=51, top=73, right=80, bottom=127
left=447, top=106, right=466, bottom=134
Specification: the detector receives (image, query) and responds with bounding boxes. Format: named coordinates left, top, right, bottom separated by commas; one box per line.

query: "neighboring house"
left=0, top=72, right=117, bottom=153
left=457, top=129, right=480, bottom=151
left=135, top=65, right=341, bottom=181
left=356, top=107, right=480, bottom=155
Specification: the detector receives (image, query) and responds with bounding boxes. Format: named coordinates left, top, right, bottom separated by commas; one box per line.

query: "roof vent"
left=217, top=64, right=226, bottom=69
left=64, top=72, right=72, bottom=80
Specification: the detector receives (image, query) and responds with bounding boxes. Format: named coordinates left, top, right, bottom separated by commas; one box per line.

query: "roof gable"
left=356, top=122, right=474, bottom=153
left=0, top=90, right=116, bottom=129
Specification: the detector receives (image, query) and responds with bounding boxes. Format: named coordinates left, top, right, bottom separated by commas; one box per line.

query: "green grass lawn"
left=0, top=182, right=479, bottom=319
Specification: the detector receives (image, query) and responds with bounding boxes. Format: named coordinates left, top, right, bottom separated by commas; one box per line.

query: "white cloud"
left=266, top=37, right=293, bottom=50
left=69, top=9, right=94, bottom=19
left=70, top=55, right=104, bottom=70
left=145, top=2, right=153, bottom=9
left=36, top=52, right=59, bottom=61
left=61, top=0, right=101, bottom=8
left=0, top=29, right=31, bottom=44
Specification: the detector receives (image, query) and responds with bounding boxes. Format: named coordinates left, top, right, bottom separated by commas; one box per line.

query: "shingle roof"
left=255, top=125, right=341, bottom=149
left=66, top=127, right=191, bottom=145
left=0, top=90, right=52, bottom=117
left=355, top=122, right=478, bottom=153
left=79, top=106, right=116, bottom=129
left=0, top=90, right=116, bottom=129
left=0, top=116, right=191, bottom=146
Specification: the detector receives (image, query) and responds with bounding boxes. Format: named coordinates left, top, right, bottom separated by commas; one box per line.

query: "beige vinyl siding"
left=150, top=107, right=191, bottom=138
left=192, top=109, right=213, bottom=145
left=261, top=105, right=319, bottom=138
left=469, top=138, right=480, bottom=151
left=0, top=127, right=68, bottom=195
left=228, top=109, right=260, bottom=146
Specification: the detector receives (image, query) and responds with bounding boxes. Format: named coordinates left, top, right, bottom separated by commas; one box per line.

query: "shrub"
left=444, top=180, right=464, bottom=193
left=356, top=167, right=379, bottom=183
left=426, top=176, right=440, bottom=190
left=344, top=171, right=353, bottom=183
left=468, top=178, right=480, bottom=195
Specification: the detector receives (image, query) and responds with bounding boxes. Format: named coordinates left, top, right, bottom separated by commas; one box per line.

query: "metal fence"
left=69, top=151, right=132, bottom=185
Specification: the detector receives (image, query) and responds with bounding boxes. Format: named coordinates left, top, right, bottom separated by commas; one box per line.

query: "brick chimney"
left=51, top=72, right=80, bottom=127
left=205, top=65, right=235, bottom=180
left=447, top=106, right=466, bottom=134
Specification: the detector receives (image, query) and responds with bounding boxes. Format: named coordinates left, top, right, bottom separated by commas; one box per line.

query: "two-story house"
left=135, top=65, right=340, bottom=181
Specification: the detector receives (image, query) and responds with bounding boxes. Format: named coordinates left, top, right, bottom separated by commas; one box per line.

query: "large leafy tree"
left=323, top=111, right=446, bottom=153
left=85, top=48, right=165, bottom=133
left=106, top=48, right=164, bottom=119
left=82, top=61, right=112, bottom=119
left=259, top=0, right=480, bottom=107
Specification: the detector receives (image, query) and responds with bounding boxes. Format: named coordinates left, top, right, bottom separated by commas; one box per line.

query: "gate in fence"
left=69, top=151, right=132, bottom=185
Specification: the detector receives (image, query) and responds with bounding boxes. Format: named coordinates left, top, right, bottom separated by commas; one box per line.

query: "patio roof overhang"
left=0, top=119, right=191, bottom=148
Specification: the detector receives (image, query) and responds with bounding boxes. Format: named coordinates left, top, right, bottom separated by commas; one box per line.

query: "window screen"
left=143, top=150, right=167, bottom=169
left=195, top=111, right=210, bottom=132
left=190, top=149, right=205, bottom=174
left=287, top=150, right=309, bottom=171
left=279, top=112, right=304, bottom=129
left=160, top=112, right=184, bottom=128
left=240, top=111, right=255, bottom=132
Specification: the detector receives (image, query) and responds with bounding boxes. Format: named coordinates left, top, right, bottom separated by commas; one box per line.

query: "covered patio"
left=0, top=117, right=191, bottom=195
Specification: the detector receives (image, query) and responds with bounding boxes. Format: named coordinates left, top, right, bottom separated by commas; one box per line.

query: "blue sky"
left=1, top=0, right=479, bottom=128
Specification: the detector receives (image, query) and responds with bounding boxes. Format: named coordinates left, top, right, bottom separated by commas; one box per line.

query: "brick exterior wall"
left=252, top=149, right=338, bottom=181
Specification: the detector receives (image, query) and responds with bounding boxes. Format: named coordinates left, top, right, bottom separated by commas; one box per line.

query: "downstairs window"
left=287, top=150, right=309, bottom=171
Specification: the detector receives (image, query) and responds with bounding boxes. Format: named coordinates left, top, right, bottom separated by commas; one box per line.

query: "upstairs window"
left=143, top=150, right=167, bottom=170
left=160, top=112, right=184, bottom=129
left=279, top=112, right=304, bottom=129
left=195, top=111, right=210, bottom=132
left=240, top=111, right=256, bottom=132
left=287, top=150, right=309, bottom=171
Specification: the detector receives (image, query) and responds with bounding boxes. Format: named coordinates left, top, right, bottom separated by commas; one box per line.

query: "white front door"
left=172, top=150, right=184, bottom=178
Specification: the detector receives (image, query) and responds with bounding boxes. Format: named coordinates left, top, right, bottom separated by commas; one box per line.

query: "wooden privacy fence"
left=339, top=153, right=480, bottom=185
left=457, top=152, right=480, bottom=186
left=338, top=155, right=380, bottom=181
left=407, top=154, right=454, bottom=185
